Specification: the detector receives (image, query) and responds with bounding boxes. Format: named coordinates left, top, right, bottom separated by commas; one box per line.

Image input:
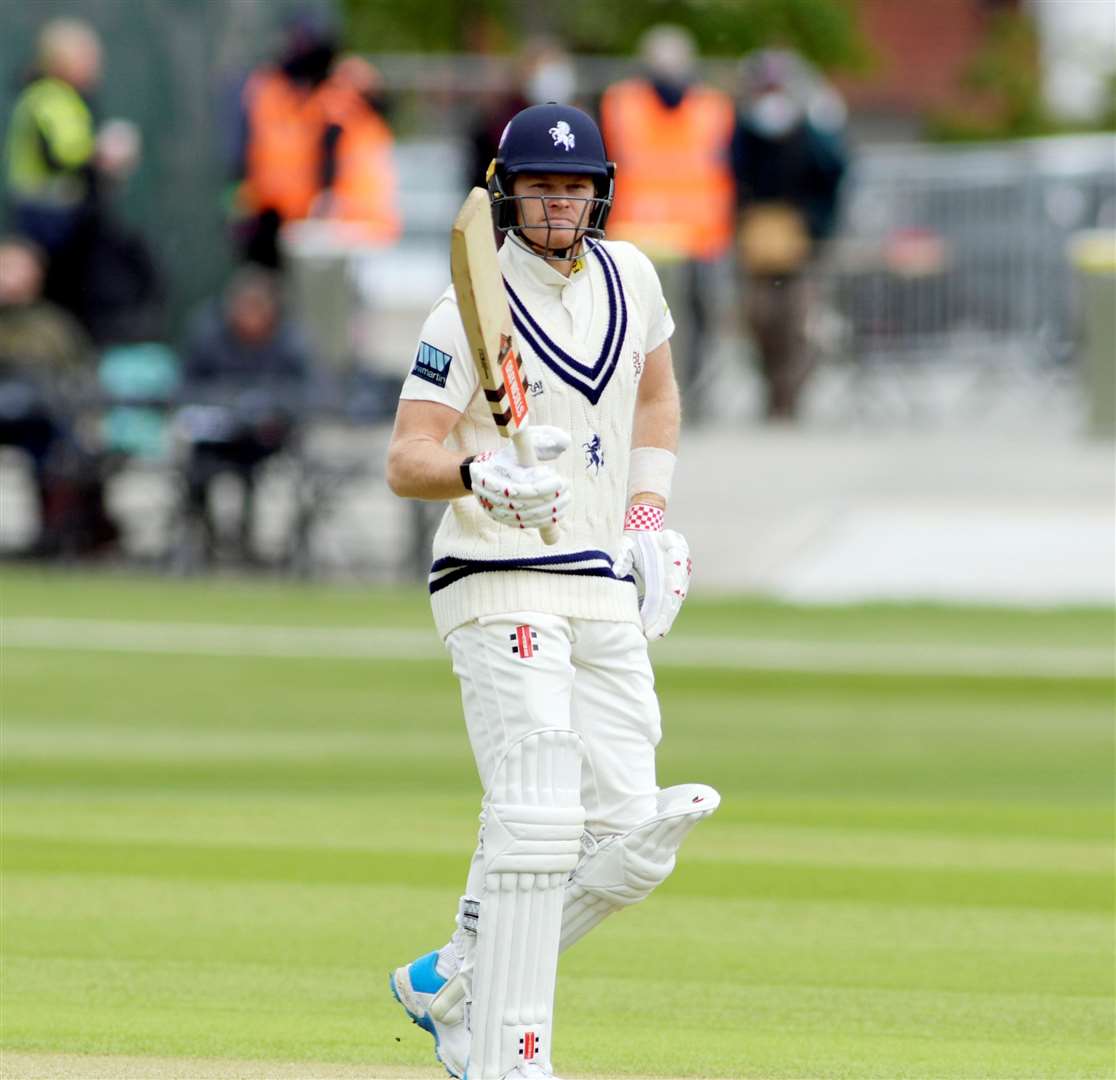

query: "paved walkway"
left=671, top=425, right=1114, bottom=605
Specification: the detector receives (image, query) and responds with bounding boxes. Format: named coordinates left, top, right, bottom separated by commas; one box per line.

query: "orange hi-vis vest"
left=241, top=69, right=324, bottom=222
left=316, top=81, right=400, bottom=245
left=601, top=79, right=735, bottom=261
left=241, top=69, right=399, bottom=244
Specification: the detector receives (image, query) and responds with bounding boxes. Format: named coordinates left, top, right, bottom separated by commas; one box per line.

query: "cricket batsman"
left=385, top=103, right=720, bottom=1080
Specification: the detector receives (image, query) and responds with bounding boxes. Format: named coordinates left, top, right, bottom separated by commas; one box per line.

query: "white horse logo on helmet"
left=549, top=120, right=576, bottom=151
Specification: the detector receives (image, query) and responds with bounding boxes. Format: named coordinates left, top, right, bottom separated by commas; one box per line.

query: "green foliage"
left=342, top=0, right=868, bottom=70
left=1094, top=70, right=1116, bottom=132
left=926, top=9, right=1112, bottom=141
left=342, top=0, right=512, bottom=53
left=962, top=9, right=1047, bottom=136
left=684, top=0, right=869, bottom=70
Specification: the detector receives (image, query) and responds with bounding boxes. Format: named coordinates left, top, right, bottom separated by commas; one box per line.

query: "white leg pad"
left=560, top=783, right=720, bottom=951
left=468, top=729, right=585, bottom=1080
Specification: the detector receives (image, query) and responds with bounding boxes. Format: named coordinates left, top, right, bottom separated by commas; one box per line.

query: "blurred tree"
left=342, top=0, right=868, bottom=71
left=924, top=8, right=1110, bottom=140
left=567, top=0, right=868, bottom=69
left=1098, top=73, right=1116, bottom=132
left=960, top=9, right=1047, bottom=136
left=343, top=0, right=510, bottom=52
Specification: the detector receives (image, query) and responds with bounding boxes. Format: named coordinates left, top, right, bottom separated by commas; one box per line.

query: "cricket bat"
left=450, top=187, right=559, bottom=546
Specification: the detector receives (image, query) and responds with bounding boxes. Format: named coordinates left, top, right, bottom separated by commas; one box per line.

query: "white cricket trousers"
left=446, top=612, right=662, bottom=842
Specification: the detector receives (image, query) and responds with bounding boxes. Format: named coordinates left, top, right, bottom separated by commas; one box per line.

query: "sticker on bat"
left=499, top=333, right=528, bottom=429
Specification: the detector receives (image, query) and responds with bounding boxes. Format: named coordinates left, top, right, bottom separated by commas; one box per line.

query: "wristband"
left=459, top=455, right=477, bottom=493
left=627, top=447, right=676, bottom=502
left=624, top=502, right=665, bottom=532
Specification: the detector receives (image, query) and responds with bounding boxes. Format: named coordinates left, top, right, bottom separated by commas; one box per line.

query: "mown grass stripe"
left=3, top=616, right=1111, bottom=677
left=4, top=837, right=1111, bottom=912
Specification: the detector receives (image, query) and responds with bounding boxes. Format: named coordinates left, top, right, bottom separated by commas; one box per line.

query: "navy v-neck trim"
left=504, top=241, right=628, bottom=406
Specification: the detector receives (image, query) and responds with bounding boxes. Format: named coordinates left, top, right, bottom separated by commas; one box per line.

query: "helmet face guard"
left=484, top=103, right=615, bottom=263
left=487, top=163, right=615, bottom=262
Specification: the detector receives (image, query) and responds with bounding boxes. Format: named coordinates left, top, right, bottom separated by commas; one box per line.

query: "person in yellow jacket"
left=601, top=25, right=736, bottom=420
left=5, top=19, right=102, bottom=254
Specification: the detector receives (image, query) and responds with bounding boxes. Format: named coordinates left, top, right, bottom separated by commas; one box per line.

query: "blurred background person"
left=229, top=8, right=338, bottom=267
left=465, top=36, right=579, bottom=190
left=177, top=266, right=314, bottom=564
left=4, top=18, right=158, bottom=346
left=600, top=24, right=736, bottom=422
left=71, top=118, right=165, bottom=349
left=0, top=234, right=117, bottom=556
left=230, top=9, right=399, bottom=269
left=732, top=48, right=848, bottom=421
left=5, top=18, right=101, bottom=262
left=313, top=52, right=399, bottom=244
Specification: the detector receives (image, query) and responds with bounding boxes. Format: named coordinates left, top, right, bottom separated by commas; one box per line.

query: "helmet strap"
left=502, top=193, right=602, bottom=264
left=515, top=227, right=582, bottom=262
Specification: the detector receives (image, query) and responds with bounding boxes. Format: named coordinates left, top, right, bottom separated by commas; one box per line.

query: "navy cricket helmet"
left=487, top=103, right=615, bottom=253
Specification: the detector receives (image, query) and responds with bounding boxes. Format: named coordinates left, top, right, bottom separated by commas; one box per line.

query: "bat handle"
left=511, top=427, right=560, bottom=546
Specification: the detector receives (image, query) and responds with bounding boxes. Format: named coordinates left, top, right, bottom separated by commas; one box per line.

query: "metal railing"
left=824, top=134, right=1116, bottom=368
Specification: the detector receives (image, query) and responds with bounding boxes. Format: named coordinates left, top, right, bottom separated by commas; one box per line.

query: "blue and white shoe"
left=389, top=950, right=469, bottom=1078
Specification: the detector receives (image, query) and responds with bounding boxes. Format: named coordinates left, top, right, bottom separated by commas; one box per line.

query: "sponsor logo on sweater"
left=412, top=342, right=453, bottom=387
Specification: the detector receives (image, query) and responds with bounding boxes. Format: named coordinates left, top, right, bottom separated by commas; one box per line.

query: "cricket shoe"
left=390, top=950, right=468, bottom=1078
left=498, top=1067, right=564, bottom=1079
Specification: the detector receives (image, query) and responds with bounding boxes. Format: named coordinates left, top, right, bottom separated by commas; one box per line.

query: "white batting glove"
left=467, top=425, right=571, bottom=531
left=612, top=503, right=693, bottom=640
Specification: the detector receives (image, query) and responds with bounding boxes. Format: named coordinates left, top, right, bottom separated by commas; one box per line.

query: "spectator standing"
left=5, top=19, right=99, bottom=252
left=232, top=12, right=399, bottom=268
left=600, top=25, right=736, bottom=420
left=732, top=49, right=848, bottom=420
left=5, top=19, right=156, bottom=343
left=312, top=53, right=400, bottom=245
left=178, top=268, right=314, bottom=563
left=466, top=38, right=579, bottom=190
left=5, top=18, right=101, bottom=317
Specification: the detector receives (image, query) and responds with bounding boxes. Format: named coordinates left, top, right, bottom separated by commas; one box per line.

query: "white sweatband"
left=627, top=447, right=676, bottom=502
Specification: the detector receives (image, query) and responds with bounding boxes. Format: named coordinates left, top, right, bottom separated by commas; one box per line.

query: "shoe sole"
left=389, top=970, right=461, bottom=1079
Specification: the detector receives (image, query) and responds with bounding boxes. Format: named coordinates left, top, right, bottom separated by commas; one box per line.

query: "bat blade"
left=450, top=188, right=528, bottom=436
left=451, top=187, right=558, bottom=545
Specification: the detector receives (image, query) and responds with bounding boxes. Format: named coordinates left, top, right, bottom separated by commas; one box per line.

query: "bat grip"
left=511, top=427, right=560, bottom=546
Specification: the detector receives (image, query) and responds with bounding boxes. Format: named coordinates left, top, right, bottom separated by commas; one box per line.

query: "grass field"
left=1, top=569, right=1113, bottom=1079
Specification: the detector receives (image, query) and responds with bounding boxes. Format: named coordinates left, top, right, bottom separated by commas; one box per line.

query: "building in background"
left=834, top=0, right=1116, bottom=140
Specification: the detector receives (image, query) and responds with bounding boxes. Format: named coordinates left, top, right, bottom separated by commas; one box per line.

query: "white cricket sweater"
left=400, top=236, right=674, bottom=639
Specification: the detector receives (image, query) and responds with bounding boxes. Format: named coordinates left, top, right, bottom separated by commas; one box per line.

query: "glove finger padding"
left=611, top=536, right=636, bottom=580
left=650, top=528, right=692, bottom=638
left=484, top=486, right=571, bottom=528
left=474, top=463, right=567, bottom=503
left=619, top=528, right=692, bottom=640
left=469, top=433, right=571, bottom=532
